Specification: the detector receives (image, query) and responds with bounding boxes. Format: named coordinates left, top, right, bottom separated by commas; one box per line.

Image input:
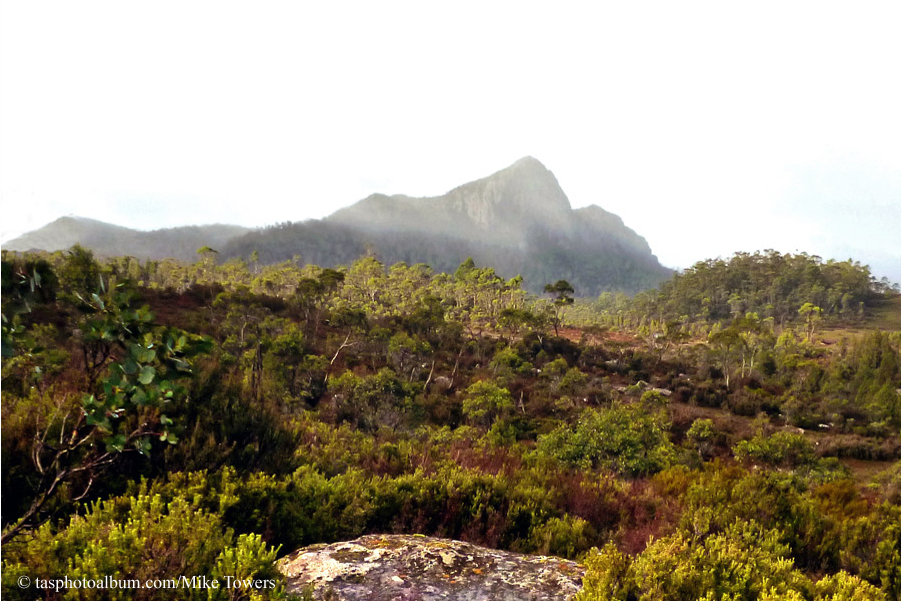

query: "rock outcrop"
left=276, top=534, right=585, bottom=601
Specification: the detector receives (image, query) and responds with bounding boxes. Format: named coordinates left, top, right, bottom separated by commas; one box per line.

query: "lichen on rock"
left=277, top=534, right=585, bottom=600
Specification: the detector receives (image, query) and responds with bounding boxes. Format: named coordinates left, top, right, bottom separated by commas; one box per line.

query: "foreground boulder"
left=276, top=534, right=586, bottom=600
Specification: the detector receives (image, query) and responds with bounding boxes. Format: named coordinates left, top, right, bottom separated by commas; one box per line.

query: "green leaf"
left=131, top=387, right=148, bottom=405
left=135, top=437, right=152, bottom=457
left=122, top=358, right=138, bottom=375
left=90, top=415, right=112, bottom=432
left=138, top=365, right=156, bottom=385
left=105, top=434, right=126, bottom=453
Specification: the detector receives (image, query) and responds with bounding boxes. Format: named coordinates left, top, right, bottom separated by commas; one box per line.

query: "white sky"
left=1, top=0, right=900, bottom=280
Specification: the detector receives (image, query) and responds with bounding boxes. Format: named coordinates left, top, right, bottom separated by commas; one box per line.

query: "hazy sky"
left=1, top=0, right=900, bottom=280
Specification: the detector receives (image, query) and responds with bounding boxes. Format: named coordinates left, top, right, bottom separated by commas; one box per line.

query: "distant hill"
left=3, top=158, right=673, bottom=295
left=3, top=217, right=250, bottom=263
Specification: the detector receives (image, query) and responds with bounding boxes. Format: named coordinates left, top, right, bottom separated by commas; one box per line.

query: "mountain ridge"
left=3, top=157, right=672, bottom=294
left=3, top=216, right=251, bottom=262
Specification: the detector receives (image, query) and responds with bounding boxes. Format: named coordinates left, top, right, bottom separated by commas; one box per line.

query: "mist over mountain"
left=3, top=216, right=250, bottom=263
left=4, top=157, right=672, bottom=295
left=325, top=157, right=655, bottom=259
left=330, top=157, right=575, bottom=244
left=225, top=157, right=672, bottom=294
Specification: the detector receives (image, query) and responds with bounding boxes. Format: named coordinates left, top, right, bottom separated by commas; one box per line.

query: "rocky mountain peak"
left=503, top=155, right=554, bottom=178
left=326, top=157, right=576, bottom=243
left=444, top=157, right=572, bottom=229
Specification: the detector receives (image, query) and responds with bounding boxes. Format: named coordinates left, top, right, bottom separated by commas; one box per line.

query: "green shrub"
left=686, top=418, right=715, bottom=443
left=733, top=431, right=816, bottom=468
left=326, top=368, right=417, bottom=432
left=575, top=543, right=634, bottom=601
left=1, top=483, right=283, bottom=601
left=526, top=515, right=593, bottom=559
left=490, top=347, right=533, bottom=379
left=578, top=518, right=887, bottom=601
left=535, top=401, right=676, bottom=477
left=558, top=368, right=587, bottom=394
left=814, top=571, right=887, bottom=601
left=463, top=380, right=514, bottom=428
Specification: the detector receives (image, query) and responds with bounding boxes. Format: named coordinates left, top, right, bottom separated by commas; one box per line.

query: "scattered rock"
left=277, top=534, right=585, bottom=600
left=433, top=375, right=452, bottom=389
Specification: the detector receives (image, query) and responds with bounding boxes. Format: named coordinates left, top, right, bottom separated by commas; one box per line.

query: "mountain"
left=224, top=157, right=672, bottom=294
left=326, top=157, right=655, bottom=259
left=3, top=216, right=250, bottom=263
left=328, top=157, right=575, bottom=244
left=3, top=158, right=672, bottom=295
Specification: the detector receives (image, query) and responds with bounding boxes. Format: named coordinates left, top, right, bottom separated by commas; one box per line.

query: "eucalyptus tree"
left=2, top=281, right=210, bottom=544
left=544, top=280, right=575, bottom=336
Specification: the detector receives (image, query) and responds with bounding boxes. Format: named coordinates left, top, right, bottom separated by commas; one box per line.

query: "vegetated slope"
left=224, top=157, right=672, bottom=295
left=3, top=216, right=249, bottom=262
left=2, top=248, right=899, bottom=601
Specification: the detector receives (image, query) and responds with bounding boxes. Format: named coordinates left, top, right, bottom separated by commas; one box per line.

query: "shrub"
left=463, top=380, right=514, bottom=428
left=326, top=368, right=417, bottom=432
left=733, top=431, right=816, bottom=468
left=489, top=347, right=533, bottom=379
left=535, top=401, right=676, bottom=477
left=526, top=515, right=593, bottom=559
left=578, top=517, right=887, bottom=601
left=686, top=418, right=715, bottom=443
left=1, top=483, right=283, bottom=601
